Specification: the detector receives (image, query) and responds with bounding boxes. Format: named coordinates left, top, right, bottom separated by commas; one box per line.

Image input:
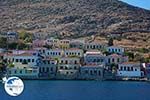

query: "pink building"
left=32, top=39, right=46, bottom=48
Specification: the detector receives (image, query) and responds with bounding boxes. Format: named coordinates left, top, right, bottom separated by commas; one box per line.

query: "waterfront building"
left=79, top=64, right=104, bottom=80
left=145, top=63, right=150, bottom=79
left=8, top=64, right=39, bottom=79
left=84, top=50, right=106, bottom=65
left=106, top=54, right=128, bottom=65
left=117, top=62, right=144, bottom=77
left=64, top=48, right=83, bottom=57
left=4, top=52, right=41, bottom=67
left=107, top=46, right=125, bottom=55
left=38, top=57, right=57, bottom=78
left=57, top=57, right=81, bottom=79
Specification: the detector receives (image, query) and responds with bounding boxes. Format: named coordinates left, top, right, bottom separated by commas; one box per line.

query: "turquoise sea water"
left=0, top=80, right=150, bottom=100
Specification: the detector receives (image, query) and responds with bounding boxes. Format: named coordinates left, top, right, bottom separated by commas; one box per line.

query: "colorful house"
left=57, top=57, right=81, bottom=79
left=38, top=57, right=57, bottom=78
left=106, top=54, right=128, bottom=65
left=84, top=50, right=106, bottom=65
left=64, top=48, right=83, bottom=57
left=117, top=62, right=144, bottom=77
left=107, top=46, right=125, bottom=55
left=79, top=64, right=104, bottom=80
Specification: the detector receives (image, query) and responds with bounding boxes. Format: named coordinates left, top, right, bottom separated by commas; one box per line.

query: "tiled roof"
left=121, top=62, right=140, bottom=65
left=108, top=54, right=120, bottom=57
left=15, top=53, right=33, bottom=56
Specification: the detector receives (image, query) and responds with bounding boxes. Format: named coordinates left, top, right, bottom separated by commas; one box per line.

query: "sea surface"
left=0, top=80, right=150, bottom=100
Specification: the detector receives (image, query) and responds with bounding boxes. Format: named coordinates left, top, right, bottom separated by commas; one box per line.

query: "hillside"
left=0, top=0, right=150, bottom=38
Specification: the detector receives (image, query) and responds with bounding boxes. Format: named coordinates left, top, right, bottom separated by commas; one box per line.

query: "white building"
left=84, top=42, right=107, bottom=50
left=117, top=62, right=144, bottom=77
left=57, top=57, right=81, bottom=79
left=80, top=64, right=104, bottom=80
left=45, top=49, right=63, bottom=58
left=8, top=64, right=39, bottom=79
left=107, top=46, right=125, bottom=55
left=45, top=38, right=59, bottom=48
left=84, top=50, right=106, bottom=65
left=38, top=57, right=57, bottom=78
left=106, top=54, right=128, bottom=65
left=64, top=48, right=83, bottom=57
left=4, top=52, right=41, bottom=67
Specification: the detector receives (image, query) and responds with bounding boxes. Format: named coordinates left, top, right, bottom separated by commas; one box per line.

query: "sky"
left=121, top=0, right=150, bottom=10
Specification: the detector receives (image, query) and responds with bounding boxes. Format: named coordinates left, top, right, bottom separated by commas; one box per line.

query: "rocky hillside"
left=0, top=0, right=150, bottom=38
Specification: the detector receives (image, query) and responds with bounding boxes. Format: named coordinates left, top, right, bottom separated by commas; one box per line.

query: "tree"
left=0, top=37, right=7, bottom=48
left=18, top=31, right=33, bottom=43
left=108, top=38, right=114, bottom=46
left=124, top=52, right=134, bottom=61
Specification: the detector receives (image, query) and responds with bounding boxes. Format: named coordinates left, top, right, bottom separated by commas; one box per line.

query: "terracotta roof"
left=121, top=62, right=140, bottom=65
left=108, top=54, right=120, bottom=57
left=82, top=64, right=103, bottom=67
left=66, top=48, right=82, bottom=50
left=15, top=53, right=33, bottom=56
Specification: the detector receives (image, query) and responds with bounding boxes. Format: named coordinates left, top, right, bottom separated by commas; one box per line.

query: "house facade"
left=84, top=42, right=107, bottom=51
left=107, top=46, right=124, bottom=55
left=64, top=48, right=83, bottom=57
left=84, top=50, right=106, bottom=65
left=57, top=57, right=81, bottom=79
left=79, top=64, right=104, bottom=80
left=106, top=54, right=128, bottom=65
left=8, top=64, right=39, bottom=79
left=117, top=62, right=144, bottom=77
left=45, top=49, right=63, bottom=58
left=38, top=57, right=57, bottom=78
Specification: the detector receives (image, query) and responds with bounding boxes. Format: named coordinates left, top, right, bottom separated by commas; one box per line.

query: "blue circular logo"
left=4, top=77, right=24, bottom=96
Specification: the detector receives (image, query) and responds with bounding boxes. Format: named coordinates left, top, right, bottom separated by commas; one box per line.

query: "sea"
left=0, top=80, right=150, bottom=100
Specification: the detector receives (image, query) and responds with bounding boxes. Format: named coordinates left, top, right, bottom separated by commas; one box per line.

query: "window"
left=46, top=67, right=49, bottom=72
left=14, top=70, right=17, bottom=74
left=20, top=59, right=22, bottom=62
left=124, top=67, right=126, bottom=71
left=112, top=58, right=115, bottom=62
left=9, top=71, right=11, bottom=74
left=98, top=71, right=101, bottom=76
left=32, top=59, right=34, bottom=62
left=74, top=66, right=77, bottom=70
left=59, top=52, right=61, bottom=55
left=135, top=69, right=137, bottom=71
left=78, top=53, right=80, bottom=56
left=60, top=66, right=63, bottom=69
left=51, top=68, right=53, bottom=71
left=65, top=60, right=68, bottom=64
left=108, top=58, right=110, bottom=63
left=20, top=70, right=22, bottom=74
left=90, top=70, right=93, bottom=75
left=16, top=59, right=19, bottom=62
left=127, top=67, right=130, bottom=71
left=85, top=70, right=88, bottom=74
left=28, top=59, right=31, bottom=62
left=75, top=60, right=77, bottom=64
left=117, top=58, right=120, bottom=63
left=131, top=67, right=133, bottom=71
left=120, top=66, right=123, bottom=71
